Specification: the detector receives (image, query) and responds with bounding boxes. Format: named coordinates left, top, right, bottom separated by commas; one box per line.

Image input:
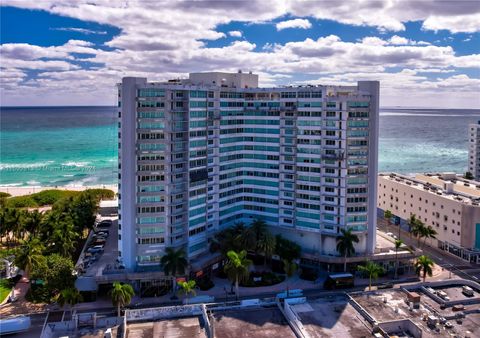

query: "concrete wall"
left=358, top=81, right=379, bottom=254
left=119, top=77, right=147, bottom=269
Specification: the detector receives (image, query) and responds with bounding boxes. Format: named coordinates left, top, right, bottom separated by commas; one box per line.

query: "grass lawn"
left=0, top=278, right=13, bottom=303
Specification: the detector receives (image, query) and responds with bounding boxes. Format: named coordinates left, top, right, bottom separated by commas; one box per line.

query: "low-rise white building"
left=377, top=173, right=480, bottom=263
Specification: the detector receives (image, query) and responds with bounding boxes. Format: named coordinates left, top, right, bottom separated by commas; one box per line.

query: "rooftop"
left=350, top=288, right=480, bottom=338
left=210, top=306, right=295, bottom=338
left=379, top=172, right=480, bottom=206
left=126, top=317, right=207, bottom=338
left=290, top=294, right=372, bottom=338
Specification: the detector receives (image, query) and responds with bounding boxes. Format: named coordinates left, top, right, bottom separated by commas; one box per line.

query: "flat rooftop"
left=211, top=306, right=295, bottom=338
left=127, top=317, right=206, bottom=338
left=379, top=172, right=480, bottom=206
left=291, top=295, right=372, bottom=338
left=351, top=289, right=480, bottom=338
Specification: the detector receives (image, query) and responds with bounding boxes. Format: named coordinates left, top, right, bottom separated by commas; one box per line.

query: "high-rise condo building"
left=118, top=72, right=379, bottom=271
left=468, top=121, right=480, bottom=179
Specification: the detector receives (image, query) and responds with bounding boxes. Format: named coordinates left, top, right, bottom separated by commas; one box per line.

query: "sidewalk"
left=0, top=277, right=48, bottom=317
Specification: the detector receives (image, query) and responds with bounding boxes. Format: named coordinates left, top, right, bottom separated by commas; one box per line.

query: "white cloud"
left=276, top=18, right=312, bottom=31
left=228, top=30, right=242, bottom=38
left=389, top=35, right=409, bottom=45
left=423, top=13, right=480, bottom=33
left=0, top=0, right=479, bottom=107
left=50, top=27, right=107, bottom=35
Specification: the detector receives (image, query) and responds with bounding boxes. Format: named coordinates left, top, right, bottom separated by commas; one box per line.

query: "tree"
left=250, top=219, right=267, bottom=252
left=178, top=280, right=196, bottom=304
left=160, top=248, right=188, bottom=297
left=336, top=228, right=359, bottom=272
left=283, top=259, right=298, bottom=296
left=384, top=210, right=393, bottom=226
left=415, top=255, right=434, bottom=282
left=407, top=214, right=417, bottom=237
left=56, top=287, right=83, bottom=317
left=394, top=239, right=404, bottom=279
left=160, top=247, right=188, bottom=276
left=44, top=254, right=76, bottom=294
left=210, top=222, right=246, bottom=254
left=224, top=250, right=252, bottom=299
left=257, top=232, right=276, bottom=267
left=14, top=236, right=46, bottom=276
left=110, top=282, right=134, bottom=317
left=411, top=219, right=425, bottom=247
left=23, top=209, right=43, bottom=236
left=420, top=225, right=437, bottom=248
left=358, top=261, right=384, bottom=291
left=3, top=208, right=22, bottom=245
left=275, top=235, right=301, bottom=261
left=50, top=215, right=78, bottom=257
left=464, top=171, right=474, bottom=180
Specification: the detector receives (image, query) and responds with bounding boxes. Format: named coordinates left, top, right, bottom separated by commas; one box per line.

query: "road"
left=377, top=217, right=479, bottom=282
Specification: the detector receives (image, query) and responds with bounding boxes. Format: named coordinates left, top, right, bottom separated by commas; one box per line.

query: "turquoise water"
left=1, top=106, right=479, bottom=186
left=0, top=106, right=117, bottom=186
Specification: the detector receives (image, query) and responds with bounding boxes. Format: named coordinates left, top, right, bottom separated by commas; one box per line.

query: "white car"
left=386, top=232, right=394, bottom=237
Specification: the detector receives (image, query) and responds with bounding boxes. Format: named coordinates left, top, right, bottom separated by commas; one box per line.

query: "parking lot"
left=430, top=285, right=479, bottom=302
left=76, top=217, right=119, bottom=278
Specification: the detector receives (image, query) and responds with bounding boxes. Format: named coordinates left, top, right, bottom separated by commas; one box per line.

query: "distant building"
left=118, top=72, right=380, bottom=274
left=468, top=121, right=480, bottom=179
left=378, top=172, right=480, bottom=263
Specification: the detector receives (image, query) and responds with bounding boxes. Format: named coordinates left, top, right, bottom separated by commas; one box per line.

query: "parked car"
left=386, top=232, right=394, bottom=237
left=87, top=246, right=104, bottom=254
left=462, top=286, right=474, bottom=297
left=377, top=282, right=393, bottom=289
left=97, top=220, right=113, bottom=227
left=425, top=287, right=435, bottom=294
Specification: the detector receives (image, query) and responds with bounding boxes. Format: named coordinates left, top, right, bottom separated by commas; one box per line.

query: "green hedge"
left=0, top=192, right=11, bottom=198
left=5, top=189, right=115, bottom=208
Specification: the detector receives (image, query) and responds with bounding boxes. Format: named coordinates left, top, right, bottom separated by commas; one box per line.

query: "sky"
left=0, top=0, right=479, bottom=108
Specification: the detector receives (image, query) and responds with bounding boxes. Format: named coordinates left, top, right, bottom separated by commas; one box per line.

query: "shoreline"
left=0, top=184, right=118, bottom=197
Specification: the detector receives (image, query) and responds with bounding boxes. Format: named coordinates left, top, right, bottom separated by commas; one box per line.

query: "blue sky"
left=0, top=1, right=479, bottom=107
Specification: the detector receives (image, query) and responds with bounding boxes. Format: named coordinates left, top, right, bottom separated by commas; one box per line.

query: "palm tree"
left=23, top=210, right=43, bottom=236
left=224, top=250, right=252, bottom=299
left=51, top=218, right=78, bottom=257
left=14, top=236, right=46, bottom=276
left=415, top=255, right=434, bottom=282
left=257, top=232, right=276, bottom=267
left=56, top=287, right=83, bottom=318
left=239, top=226, right=256, bottom=252
left=358, top=261, right=384, bottom=291
left=394, top=239, right=404, bottom=279
left=336, top=228, right=359, bottom=272
left=407, top=213, right=417, bottom=238
left=283, top=259, right=298, bottom=296
left=4, top=208, right=22, bottom=245
left=411, top=219, right=425, bottom=247
left=420, top=226, right=437, bottom=248
left=110, top=282, right=135, bottom=317
left=178, top=280, right=196, bottom=304
left=160, top=248, right=188, bottom=297
left=384, top=210, right=392, bottom=227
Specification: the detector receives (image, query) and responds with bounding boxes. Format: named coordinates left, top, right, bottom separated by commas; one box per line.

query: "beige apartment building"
left=378, top=173, right=480, bottom=263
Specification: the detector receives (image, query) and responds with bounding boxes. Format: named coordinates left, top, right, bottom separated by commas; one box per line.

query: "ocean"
left=1, top=106, right=479, bottom=187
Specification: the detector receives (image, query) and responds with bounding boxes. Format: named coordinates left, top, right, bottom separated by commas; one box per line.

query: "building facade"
left=118, top=72, right=379, bottom=271
left=378, top=172, right=480, bottom=263
left=468, top=121, right=480, bottom=179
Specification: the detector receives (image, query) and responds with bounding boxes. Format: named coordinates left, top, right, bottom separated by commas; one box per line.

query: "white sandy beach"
left=0, top=184, right=118, bottom=197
